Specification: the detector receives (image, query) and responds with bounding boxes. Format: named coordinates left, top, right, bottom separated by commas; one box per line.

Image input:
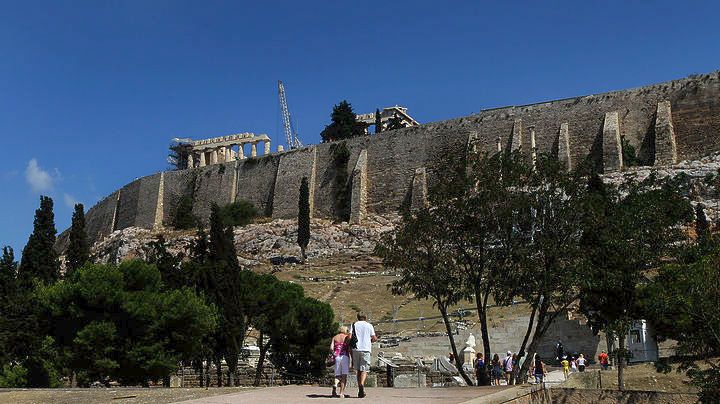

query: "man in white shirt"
left=351, top=312, right=377, bottom=398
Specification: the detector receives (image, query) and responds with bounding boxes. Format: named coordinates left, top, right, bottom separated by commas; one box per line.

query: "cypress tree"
left=208, top=203, right=239, bottom=268
left=19, top=196, right=60, bottom=287
left=696, top=203, right=710, bottom=239
left=374, top=108, right=383, bottom=134
left=66, top=203, right=90, bottom=276
left=298, top=177, right=310, bottom=261
left=0, top=246, right=17, bottom=303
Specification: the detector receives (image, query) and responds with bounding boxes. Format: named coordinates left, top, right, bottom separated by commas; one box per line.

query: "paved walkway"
left=173, top=385, right=514, bottom=404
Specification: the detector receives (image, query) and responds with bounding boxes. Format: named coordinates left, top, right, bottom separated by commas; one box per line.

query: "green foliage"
left=168, top=142, right=189, bottom=170
left=330, top=142, right=351, bottom=220
left=621, top=137, right=638, bottom=167
left=320, top=100, right=367, bottom=142
left=376, top=193, right=473, bottom=384
left=374, top=108, right=382, bottom=134
left=298, top=177, right=310, bottom=260
left=386, top=113, right=405, bottom=131
left=66, top=203, right=90, bottom=276
left=143, top=235, right=185, bottom=290
left=173, top=195, right=198, bottom=230
left=37, top=260, right=216, bottom=386
left=579, top=171, right=693, bottom=389
left=0, top=363, right=28, bottom=387
left=19, top=196, right=60, bottom=287
left=217, top=200, right=258, bottom=227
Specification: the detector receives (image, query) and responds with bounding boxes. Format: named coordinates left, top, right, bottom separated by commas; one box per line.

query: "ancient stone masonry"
left=183, top=133, right=275, bottom=168
left=655, top=100, right=678, bottom=165
left=356, top=105, right=420, bottom=133
left=57, top=71, right=720, bottom=248
left=558, top=122, right=572, bottom=170
left=602, top=111, right=623, bottom=172
left=349, top=149, right=368, bottom=224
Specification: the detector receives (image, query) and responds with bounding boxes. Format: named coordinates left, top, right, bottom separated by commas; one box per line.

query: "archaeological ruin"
left=58, top=71, right=720, bottom=248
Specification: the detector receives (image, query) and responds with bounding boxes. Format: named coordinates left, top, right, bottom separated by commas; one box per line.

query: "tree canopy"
left=320, top=101, right=367, bottom=142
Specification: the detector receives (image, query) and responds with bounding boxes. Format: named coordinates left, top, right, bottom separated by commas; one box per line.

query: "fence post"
left=598, top=369, right=602, bottom=389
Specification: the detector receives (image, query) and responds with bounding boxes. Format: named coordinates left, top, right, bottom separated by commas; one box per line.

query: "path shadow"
left=306, top=393, right=350, bottom=399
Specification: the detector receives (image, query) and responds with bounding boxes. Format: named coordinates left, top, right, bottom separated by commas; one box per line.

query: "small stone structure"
left=356, top=105, right=420, bottom=132
left=180, top=132, right=274, bottom=168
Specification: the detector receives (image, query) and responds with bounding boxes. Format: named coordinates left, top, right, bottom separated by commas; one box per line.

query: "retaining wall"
left=58, top=72, right=720, bottom=248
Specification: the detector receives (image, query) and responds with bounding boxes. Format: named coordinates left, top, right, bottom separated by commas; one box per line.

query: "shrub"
left=218, top=200, right=258, bottom=227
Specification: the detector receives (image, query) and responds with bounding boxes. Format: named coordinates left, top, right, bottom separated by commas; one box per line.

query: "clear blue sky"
left=1, top=0, right=719, bottom=256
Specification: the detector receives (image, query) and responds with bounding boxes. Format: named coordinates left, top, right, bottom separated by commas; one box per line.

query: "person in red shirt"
left=598, top=350, right=609, bottom=370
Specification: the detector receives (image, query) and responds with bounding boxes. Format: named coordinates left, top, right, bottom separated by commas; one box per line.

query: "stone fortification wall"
left=59, top=72, right=720, bottom=247
left=272, top=146, right=317, bottom=219
left=235, top=156, right=280, bottom=217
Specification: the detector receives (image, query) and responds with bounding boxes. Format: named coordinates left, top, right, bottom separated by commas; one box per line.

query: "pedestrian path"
left=173, top=385, right=513, bottom=404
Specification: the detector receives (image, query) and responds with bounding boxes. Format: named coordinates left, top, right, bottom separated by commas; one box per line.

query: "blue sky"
left=1, top=0, right=719, bottom=256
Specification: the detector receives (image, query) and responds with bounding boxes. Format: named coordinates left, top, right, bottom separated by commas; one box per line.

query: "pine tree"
left=320, top=101, right=367, bottom=142
left=298, top=177, right=310, bottom=261
left=374, top=108, right=383, bottom=134
left=387, top=113, right=405, bottom=131
left=19, top=196, right=60, bottom=287
left=66, top=203, right=90, bottom=276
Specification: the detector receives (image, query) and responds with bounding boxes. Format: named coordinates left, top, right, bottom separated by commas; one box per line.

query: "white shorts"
left=352, top=350, right=371, bottom=372
left=334, top=354, right=350, bottom=376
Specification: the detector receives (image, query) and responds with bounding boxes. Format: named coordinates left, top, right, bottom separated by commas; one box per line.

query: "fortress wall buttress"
left=62, top=71, right=720, bottom=249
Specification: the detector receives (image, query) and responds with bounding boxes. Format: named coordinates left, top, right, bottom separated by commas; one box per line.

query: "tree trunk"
left=439, top=303, right=473, bottom=386
left=199, top=362, right=204, bottom=388
left=475, top=287, right=492, bottom=362
left=254, top=331, right=267, bottom=387
left=205, top=361, right=211, bottom=389
left=515, top=304, right=538, bottom=383
left=516, top=301, right=550, bottom=383
left=215, top=357, right=222, bottom=387
left=617, top=333, right=625, bottom=391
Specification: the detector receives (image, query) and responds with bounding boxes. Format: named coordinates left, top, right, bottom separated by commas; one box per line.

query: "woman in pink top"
left=330, top=326, right=350, bottom=398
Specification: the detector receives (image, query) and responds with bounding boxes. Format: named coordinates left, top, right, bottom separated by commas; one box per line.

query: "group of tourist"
left=328, top=318, right=611, bottom=395
left=473, top=351, right=547, bottom=386
left=329, top=312, right=377, bottom=399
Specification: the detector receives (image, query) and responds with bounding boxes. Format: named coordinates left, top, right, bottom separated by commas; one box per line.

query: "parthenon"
left=178, top=132, right=277, bottom=169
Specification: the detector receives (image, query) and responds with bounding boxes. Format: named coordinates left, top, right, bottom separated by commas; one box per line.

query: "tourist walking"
left=491, top=354, right=503, bottom=386
left=349, top=312, right=377, bottom=399
left=577, top=354, right=586, bottom=372
left=533, top=355, right=546, bottom=384
left=474, top=353, right=489, bottom=386
left=598, top=350, right=609, bottom=370
left=561, top=357, right=570, bottom=380
left=330, top=326, right=350, bottom=398
left=503, top=351, right=514, bottom=385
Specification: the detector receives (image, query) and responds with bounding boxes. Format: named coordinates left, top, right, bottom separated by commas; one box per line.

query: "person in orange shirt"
left=598, top=350, right=609, bottom=370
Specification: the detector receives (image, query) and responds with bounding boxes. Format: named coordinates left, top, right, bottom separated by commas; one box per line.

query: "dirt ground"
left=557, top=362, right=698, bottom=393
left=0, top=387, right=254, bottom=404
left=271, top=253, right=533, bottom=336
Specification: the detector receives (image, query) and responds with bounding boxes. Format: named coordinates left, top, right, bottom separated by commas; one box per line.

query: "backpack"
left=349, top=323, right=358, bottom=349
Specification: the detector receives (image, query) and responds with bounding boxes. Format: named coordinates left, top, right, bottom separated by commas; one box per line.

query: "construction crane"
left=278, top=80, right=301, bottom=150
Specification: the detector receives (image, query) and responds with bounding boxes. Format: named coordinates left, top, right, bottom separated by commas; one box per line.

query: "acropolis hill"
left=58, top=71, right=720, bottom=250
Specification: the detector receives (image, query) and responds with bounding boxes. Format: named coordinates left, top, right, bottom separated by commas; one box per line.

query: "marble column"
left=264, top=141, right=271, bottom=155
left=225, top=146, right=233, bottom=162
left=277, top=145, right=284, bottom=152
left=187, top=153, right=194, bottom=169
left=199, top=150, right=206, bottom=167
left=211, top=148, right=218, bottom=164
left=238, top=144, right=245, bottom=159
left=251, top=142, right=257, bottom=157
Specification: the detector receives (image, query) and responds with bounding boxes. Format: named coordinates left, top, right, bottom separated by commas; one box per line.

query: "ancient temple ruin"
left=356, top=106, right=419, bottom=133
left=178, top=132, right=276, bottom=168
